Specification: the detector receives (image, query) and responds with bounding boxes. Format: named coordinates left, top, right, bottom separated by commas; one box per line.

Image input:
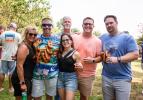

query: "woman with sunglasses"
left=57, top=33, right=83, bottom=100
left=11, top=26, right=38, bottom=100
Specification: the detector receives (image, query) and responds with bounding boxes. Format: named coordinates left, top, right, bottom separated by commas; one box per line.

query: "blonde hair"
left=22, top=25, right=38, bottom=40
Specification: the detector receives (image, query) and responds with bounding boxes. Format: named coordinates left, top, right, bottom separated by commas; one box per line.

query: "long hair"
left=58, top=33, right=74, bottom=58
left=23, top=26, right=37, bottom=41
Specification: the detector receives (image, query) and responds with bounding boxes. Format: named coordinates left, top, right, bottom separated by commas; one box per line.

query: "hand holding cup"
left=74, top=62, right=83, bottom=71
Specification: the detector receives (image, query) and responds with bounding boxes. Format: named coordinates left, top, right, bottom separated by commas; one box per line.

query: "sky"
left=50, top=0, right=143, bottom=38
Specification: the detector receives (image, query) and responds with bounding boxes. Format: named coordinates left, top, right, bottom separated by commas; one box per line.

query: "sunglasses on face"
left=42, top=24, right=53, bottom=27
left=29, top=33, right=37, bottom=37
left=83, top=23, right=93, bottom=26
left=62, top=39, right=70, bottom=42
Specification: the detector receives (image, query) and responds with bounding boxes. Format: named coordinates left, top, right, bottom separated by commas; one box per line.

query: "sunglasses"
left=83, top=23, right=93, bottom=26
left=42, top=24, right=53, bottom=27
left=29, top=33, right=37, bottom=37
left=62, top=39, right=70, bottom=42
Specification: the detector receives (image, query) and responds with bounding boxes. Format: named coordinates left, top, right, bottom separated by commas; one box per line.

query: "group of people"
left=0, top=15, right=139, bottom=100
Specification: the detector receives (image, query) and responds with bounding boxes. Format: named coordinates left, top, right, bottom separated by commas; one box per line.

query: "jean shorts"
left=57, top=72, right=77, bottom=92
left=1, top=60, right=16, bottom=75
left=32, top=77, right=58, bottom=97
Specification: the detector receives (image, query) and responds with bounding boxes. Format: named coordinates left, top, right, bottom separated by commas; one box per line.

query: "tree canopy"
left=0, top=0, right=50, bottom=32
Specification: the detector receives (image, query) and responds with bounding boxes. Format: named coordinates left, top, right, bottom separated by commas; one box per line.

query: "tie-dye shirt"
left=33, top=34, right=60, bottom=80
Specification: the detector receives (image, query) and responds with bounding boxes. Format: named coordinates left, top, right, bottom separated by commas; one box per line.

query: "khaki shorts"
left=78, top=75, right=95, bottom=96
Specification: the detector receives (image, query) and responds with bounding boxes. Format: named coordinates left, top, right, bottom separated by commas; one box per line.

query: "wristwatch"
left=93, top=59, right=95, bottom=63
left=19, top=80, right=25, bottom=85
left=117, top=57, right=121, bottom=63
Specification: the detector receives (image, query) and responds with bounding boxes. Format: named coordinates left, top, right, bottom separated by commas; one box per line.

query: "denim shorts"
left=1, top=60, right=16, bottom=75
left=57, top=72, right=77, bottom=92
left=32, top=77, right=57, bottom=97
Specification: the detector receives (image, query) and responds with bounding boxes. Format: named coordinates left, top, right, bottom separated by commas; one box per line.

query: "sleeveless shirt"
left=12, top=42, right=36, bottom=80
left=58, top=49, right=76, bottom=72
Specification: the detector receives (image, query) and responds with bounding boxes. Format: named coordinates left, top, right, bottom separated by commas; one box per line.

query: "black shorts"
left=11, top=76, right=32, bottom=96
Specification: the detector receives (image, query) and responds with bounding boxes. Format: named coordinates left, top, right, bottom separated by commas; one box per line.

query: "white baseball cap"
left=9, top=22, right=17, bottom=29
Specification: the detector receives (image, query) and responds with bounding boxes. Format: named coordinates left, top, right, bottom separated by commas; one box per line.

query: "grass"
left=0, top=59, right=143, bottom=100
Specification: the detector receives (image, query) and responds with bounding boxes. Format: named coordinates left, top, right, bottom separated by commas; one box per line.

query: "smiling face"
left=25, top=27, right=37, bottom=43
left=61, top=35, right=73, bottom=50
left=41, top=18, right=53, bottom=35
left=104, top=17, right=118, bottom=35
left=62, top=17, right=72, bottom=30
left=82, top=18, right=94, bottom=34
left=27, top=29, right=37, bottom=42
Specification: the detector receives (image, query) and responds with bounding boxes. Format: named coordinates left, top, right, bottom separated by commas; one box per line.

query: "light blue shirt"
left=100, top=33, right=138, bottom=80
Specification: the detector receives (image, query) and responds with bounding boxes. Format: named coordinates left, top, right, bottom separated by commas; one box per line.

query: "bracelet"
left=117, top=57, right=121, bottom=63
left=93, top=59, right=95, bottom=63
left=19, top=80, right=25, bottom=85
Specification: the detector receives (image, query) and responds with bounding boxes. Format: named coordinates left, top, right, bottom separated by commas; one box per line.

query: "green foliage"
left=93, top=31, right=101, bottom=37
left=0, top=0, right=50, bottom=33
left=71, top=28, right=80, bottom=33
left=56, top=18, right=63, bottom=31
left=136, top=34, right=143, bottom=45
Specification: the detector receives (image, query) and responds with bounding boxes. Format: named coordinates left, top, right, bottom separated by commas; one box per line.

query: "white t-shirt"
left=0, top=30, right=22, bottom=61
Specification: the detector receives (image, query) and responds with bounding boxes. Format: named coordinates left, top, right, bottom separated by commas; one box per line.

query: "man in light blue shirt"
left=100, top=15, right=139, bottom=100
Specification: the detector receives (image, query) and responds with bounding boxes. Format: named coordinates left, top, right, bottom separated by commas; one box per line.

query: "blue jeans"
left=57, top=72, right=77, bottom=92
left=102, top=76, right=131, bottom=100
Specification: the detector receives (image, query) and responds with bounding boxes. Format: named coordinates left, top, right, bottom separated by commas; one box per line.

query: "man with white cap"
left=0, top=22, right=21, bottom=92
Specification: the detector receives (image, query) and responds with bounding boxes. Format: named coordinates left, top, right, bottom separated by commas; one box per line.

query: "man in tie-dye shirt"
left=32, top=18, right=60, bottom=100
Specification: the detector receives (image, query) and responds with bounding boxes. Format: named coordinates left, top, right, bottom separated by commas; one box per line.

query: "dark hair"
left=83, top=17, right=94, bottom=24
left=104, top=15, right=118, bottom=23
left=58, top=33, right=74, bottom=58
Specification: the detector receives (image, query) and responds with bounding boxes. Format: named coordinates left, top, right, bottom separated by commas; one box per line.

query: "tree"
left=93, top=31, right=101, bottom=37
left=136, top=23, right=143, bottom=45
left=0, top=0, right=50, bottom=32
left=56, top=19, right=63, bottom=31
left=136, top=35, right=143, bottom=45
left=71, top=28, right=80, bottom=33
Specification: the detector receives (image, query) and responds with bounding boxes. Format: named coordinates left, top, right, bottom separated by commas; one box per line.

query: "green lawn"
left=0, top=60, right=143, bottom=100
